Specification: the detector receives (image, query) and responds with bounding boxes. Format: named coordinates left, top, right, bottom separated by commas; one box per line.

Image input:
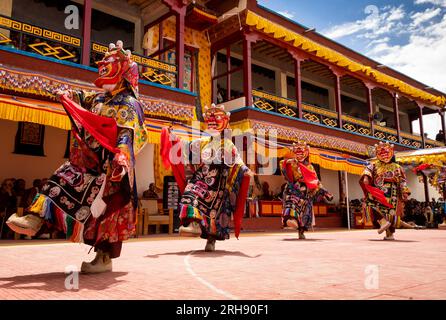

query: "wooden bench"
left=137, top=199, right=173, bottom=236
left=144, top=209, right=173, bottom=235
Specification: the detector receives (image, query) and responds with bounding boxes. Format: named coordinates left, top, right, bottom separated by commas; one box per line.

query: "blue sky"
left=259, top=0, right=446, bottom=138
left=258, top=0, right=446, bottom=91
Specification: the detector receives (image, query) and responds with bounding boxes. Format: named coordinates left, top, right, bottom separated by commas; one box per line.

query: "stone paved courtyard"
left=0, top=229, right=445, bottom=300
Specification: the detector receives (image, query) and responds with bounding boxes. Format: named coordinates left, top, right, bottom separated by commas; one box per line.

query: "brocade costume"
left=161, top=104, right=250, bottom=250
left=280, top=142, right=332, bottom=238
left=7, top=41, right=148, bottom=267
left=360, top=142, right=410, bottom=239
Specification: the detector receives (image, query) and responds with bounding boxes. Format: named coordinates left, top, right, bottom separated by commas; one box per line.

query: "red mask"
left=292, top=142, right=310, bottom=163
left=376, top=142, right=394, bottom=163
left=94, top=41, right=139, bottom=96
left=203, top=104, right=230, bottom=134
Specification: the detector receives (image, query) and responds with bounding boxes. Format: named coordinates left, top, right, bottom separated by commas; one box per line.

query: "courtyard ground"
left=0, top=229, right=445, bottom=300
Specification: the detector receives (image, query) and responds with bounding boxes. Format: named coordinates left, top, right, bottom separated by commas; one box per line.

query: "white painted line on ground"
left=184, top=250, right=239, bottom=300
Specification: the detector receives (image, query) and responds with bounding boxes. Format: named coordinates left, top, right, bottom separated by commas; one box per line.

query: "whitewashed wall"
left=134, top=143, right=155, bottom=197
left=0, top=119, right=68, bottom=186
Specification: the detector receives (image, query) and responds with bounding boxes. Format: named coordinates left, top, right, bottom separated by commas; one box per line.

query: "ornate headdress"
left=203, top=103, right=230, bottom=133
left=94, top=40, right=139, bottom=97
left=292, top=140, right=310, bottom=162
left=375, top=141, right=394, bottom=163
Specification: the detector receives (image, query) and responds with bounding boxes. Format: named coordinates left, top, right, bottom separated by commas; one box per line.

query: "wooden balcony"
left=251, top=90, right=444, bottom=150
left=0, top=14, right=196, bottom=109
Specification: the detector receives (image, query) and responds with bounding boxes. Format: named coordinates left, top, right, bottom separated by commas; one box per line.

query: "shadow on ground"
left=145, top=250, right=261, bottom=259
left=281, top=238, right=333, bottom=242
left=0, top=271, right=128, bottom=293
left=367, top=239, right=419, bottom=243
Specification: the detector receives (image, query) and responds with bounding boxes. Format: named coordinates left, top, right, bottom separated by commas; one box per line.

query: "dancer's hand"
left=110, top=152, right=128, bottom=182
left=53, top=89, right=73, bottom=101
left=245, top=169, right=255, bottom=177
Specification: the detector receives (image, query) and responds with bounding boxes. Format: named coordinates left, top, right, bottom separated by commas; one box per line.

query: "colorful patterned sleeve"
left=71, top=90, right=98, bottom=110
left=398, top=166, right=411, bottom=198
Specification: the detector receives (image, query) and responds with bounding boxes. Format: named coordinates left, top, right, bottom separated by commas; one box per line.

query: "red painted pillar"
left=440, top=111, right=446, bottom=144
left=366, top=84, right=374, bottom=136
left=423, top=174, right=430, bottom=203
left=419, top=105, right=426, bottom=148
left=294, top=58, right=303, bottom=118
left=226, top=47, right=231, bottom=101
left=243, top=34, right=253, bottom=107
left=334, top=73, right=343, bottom=128
left=175, top=8, right=186, bottom=89
left=81, top=0, right=92, bottom=66
left=393, top=93, right=401, bottom=143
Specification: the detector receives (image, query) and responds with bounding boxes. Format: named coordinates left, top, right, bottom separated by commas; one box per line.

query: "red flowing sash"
left=60, top=94, right=119, bottom=154
left=364, top=184, right=393, bottom=208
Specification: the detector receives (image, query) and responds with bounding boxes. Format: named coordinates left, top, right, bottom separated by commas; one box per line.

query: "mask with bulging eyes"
left=375, top=142, right=394, bottom=164
left=203, top=104, right=230, bottom=135
left=94, top=40, right=139, bottom=96
left=292, top=142, right=310, bottom=163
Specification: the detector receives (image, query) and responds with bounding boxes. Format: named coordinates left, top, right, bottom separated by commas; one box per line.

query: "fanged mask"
left=94, top=40, right=139, bottom=96
left=292, top=141, right=310, bottom=163
left=375, top=142, right=394, bottom=163
left=203, top=104, right=230, bottom=135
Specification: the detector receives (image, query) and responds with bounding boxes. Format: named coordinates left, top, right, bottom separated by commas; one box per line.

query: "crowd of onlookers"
left=404, top=198, right=446, bottom=228
left=0, top=177, right=47, bottom=239
left=349, top=197, right=446, bottom=228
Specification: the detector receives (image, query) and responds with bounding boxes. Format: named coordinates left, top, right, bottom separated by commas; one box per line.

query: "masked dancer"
left=7, top=41, right=148, bottom=273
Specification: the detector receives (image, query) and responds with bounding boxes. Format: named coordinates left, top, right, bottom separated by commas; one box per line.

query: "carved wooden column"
left=393, top=92, right=401, bottom=143
left=365, top=83, right=375, bottom=136
left=81, top=0, right=92, bottom=66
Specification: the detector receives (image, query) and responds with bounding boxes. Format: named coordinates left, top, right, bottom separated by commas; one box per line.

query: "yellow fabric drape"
left=246, top=11, right=446, bottom=107
left=0, top=97, right=71, bottom=130
left=149, top=17, right=212, bottom=111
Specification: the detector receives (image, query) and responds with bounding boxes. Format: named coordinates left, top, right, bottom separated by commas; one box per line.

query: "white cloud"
left=411, top=7, right=442, bottom=26
left=414, top=0, right=446, bottom=7
left=322, top=5, right=406, bottom=40
left=278, top=10, right=295, bottom=20
left=367, top=13, right=446, bottom=93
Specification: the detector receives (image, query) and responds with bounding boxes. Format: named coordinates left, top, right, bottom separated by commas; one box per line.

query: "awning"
left=145, top=118, right=209, bottom=144
left=396, top=147, right=446, bottom=165
left=0, top=94, right=71, bottom=130
left=0, top=94, right=201, bottom=141
left=230, top=119, right=372, bottom=157
left=254, top=137, right=367, bottom=175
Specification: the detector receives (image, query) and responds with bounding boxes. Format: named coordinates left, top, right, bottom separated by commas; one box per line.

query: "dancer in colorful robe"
left=359, top=142, right=411, bottom=240
left=7, top=41, right=148, bottom=272
left=161, top=104, right=251, bottom=251
left=280, top=142, right=333, bottom=239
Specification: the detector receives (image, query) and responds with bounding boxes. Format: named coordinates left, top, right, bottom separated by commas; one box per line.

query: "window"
left=14, top=122, right=45, bottom=156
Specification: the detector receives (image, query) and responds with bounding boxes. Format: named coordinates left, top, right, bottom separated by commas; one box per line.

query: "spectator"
left=436, top=130, right=444, bottom=142
left=142, top=183, right=159, bottom=199
left=216, top=84, right=224, bottom=104
left=424, top=204, right=434, bottom=227
left=40, top=178, right=48, bottom=191
left=20, top=179, right=41, bottom=208
left=13, top=178, right=26, bottom=206
left=0, top=179, right=17, bottom=239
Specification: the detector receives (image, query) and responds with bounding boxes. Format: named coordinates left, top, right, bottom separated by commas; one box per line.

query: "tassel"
left=29, top=194, right=46, bottom=215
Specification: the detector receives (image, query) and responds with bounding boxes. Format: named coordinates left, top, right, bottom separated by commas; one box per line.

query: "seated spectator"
left=436, top=130, right=444, bottom=142
left=142, top=183, right=159, bottom=199
left=13, top=178, right=26, bottom=206
left=20, top=179, right=41, bottom=208
left=423, top=204, right=434, bottom=227
left=0, top=179, right=17, bottom=239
